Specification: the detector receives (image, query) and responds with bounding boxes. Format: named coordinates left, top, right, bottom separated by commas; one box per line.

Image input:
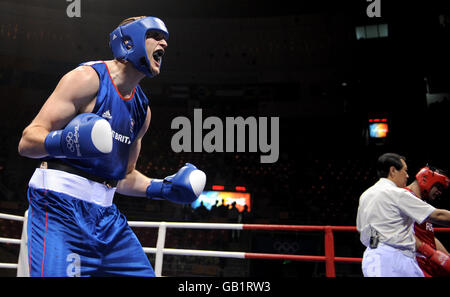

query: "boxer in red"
left=405, top=166, right=450, bottom=277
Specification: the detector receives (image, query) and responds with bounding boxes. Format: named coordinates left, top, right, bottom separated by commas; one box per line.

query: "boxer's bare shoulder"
left=32, top=66, right=99, bottom=127
left=60, top=65, right=100, bottom=103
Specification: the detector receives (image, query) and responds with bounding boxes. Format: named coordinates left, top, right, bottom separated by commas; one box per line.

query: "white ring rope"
left=0, top=237, right=21, bottom=245
left=0, top=263, right=18, bottom=269
left=128, top=221, right=244, bottom=230
left=155, top=248, right=246, bottom=259
left=0, top=213, right=25, bottom=222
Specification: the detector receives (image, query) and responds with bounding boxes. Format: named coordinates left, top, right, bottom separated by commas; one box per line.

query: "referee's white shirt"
left=357, top=178, right=435, bottom=253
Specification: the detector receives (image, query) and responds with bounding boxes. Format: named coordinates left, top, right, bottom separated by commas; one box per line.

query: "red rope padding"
left=245, top=253, right=326, bottom=262
left=242, top=224, right=357, bottom=232
left=334, top=257, right=362, bottom=263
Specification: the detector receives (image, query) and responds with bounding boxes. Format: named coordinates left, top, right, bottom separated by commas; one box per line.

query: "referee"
left=356, top=153, right=450, bottom=277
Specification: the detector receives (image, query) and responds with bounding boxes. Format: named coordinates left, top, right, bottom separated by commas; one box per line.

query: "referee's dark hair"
left=376, top=153, right=406, bottom=178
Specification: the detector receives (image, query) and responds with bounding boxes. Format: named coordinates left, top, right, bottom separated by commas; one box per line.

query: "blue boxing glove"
left=146, top=163, right=206, bottom=204
left=44, top=113, right=113, bottom=158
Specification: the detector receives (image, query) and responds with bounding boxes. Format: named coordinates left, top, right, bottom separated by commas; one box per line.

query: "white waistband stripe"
left=29, top=168, right=116, bottom=207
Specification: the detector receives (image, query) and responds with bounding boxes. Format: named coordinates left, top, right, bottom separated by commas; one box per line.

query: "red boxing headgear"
left=416, top=166, right=450, bottom=197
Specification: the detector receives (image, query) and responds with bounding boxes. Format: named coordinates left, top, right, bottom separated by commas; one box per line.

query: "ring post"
left=154, top=222, right=166, bottom=277
left=324, top=226, right=336, bottom=277
left=17, top=210, right=29, bottom=277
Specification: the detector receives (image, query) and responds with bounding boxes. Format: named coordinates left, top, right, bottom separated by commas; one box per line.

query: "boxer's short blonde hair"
left=118, top=16, right=147, bottom=27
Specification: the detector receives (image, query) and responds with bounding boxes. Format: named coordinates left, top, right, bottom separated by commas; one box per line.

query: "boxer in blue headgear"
left=110, top=16, right=169, bottom=77
left=18, top=15, right=206, bottom=277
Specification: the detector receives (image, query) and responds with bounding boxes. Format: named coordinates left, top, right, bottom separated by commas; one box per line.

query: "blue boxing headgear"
left=109, top=17, right=169, bottom=77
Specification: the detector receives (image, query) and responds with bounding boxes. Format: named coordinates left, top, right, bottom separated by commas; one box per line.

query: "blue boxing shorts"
left=26, top=168, right=155, bottom=277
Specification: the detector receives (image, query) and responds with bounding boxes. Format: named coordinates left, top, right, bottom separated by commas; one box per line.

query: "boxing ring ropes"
left=1, top=212, right=450, bottom=277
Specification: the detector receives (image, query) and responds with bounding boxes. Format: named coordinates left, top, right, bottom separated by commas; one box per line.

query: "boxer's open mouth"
left=153, top=49, right=164, bottom=63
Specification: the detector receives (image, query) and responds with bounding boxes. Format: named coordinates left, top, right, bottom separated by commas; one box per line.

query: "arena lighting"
left=212, top=185, right=225, bottom=191
left=368, top=118, right=388, bottom=123
left=235, top=186, right=247, bottom=192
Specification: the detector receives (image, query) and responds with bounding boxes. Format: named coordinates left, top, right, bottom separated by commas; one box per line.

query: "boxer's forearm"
left=18, top=125, right=49, bottom=158
left=435, top=237, right=450, bottom=255
left=427, top=209, right=450, bottom=227
left=116, top=169, right=152, bottom=197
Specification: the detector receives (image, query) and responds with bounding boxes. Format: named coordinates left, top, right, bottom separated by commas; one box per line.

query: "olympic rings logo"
left=65, top=125, right=81, bottom=156
left=273, top=241, right=300, bottom=254
left=66, top=132, right=75, bottom=152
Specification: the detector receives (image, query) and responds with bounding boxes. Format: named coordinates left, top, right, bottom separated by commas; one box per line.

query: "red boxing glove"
left=418, top=242, right=450, bottom=272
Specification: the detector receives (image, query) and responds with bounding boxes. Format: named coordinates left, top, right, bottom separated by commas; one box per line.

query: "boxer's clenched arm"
left=18, top=66, right=99, bottom=158
left=116, top=106, right=152, bottom=197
